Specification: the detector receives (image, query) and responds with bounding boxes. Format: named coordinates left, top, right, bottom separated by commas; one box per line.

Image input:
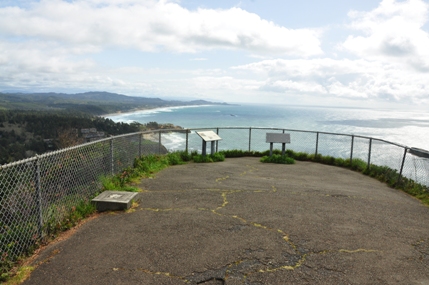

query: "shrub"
left=333, top=157, right=349, bottom=167
left=193, top=152, right=225, bottom=163
left=179, top=151, right=195, bottom=162
left=286, top=150, right=308, bottom=161
left=212, top=152, right=225, bottom=162
left=192, top=155, right=212, bottom=163
left=260, top=154, right=295, bottom=164
left=220, top=149, right=262, bottom=157
left=167, top=152, right=183, bottom=165
left=350, top=158, right=367, bottom=172
left=321, top=155, right=336, bottom=165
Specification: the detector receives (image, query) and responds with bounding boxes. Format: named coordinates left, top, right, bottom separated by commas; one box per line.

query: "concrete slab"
left=92, top=191, right=139, bottom=212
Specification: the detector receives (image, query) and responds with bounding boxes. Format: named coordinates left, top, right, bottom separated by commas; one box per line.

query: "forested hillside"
left=0, top=110, right=142, bottom=164
left=0, top=91, right=227, bottom=115
left=0, top=91, right=216, bottom=164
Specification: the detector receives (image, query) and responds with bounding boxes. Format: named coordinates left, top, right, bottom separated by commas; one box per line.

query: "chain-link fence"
left=1, top=127, right=428, bottom=267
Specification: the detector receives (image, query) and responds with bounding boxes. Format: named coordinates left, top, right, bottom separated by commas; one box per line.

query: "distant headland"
left=0, top=91, right=231, bottom=116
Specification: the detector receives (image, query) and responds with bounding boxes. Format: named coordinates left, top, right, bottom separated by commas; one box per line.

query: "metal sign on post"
left=266, top=133, right=291, bottom=156
left=196, top=131, right=222, bottom=156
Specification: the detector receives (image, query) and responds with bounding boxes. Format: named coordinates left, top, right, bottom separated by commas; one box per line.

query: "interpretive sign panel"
left=196, top=131, right=222, bottom=155
left=196, top=131, right=222, bottom=142
left=266, top=133, right=291, bottom=144
left=266, top=133, right=291, bottom=156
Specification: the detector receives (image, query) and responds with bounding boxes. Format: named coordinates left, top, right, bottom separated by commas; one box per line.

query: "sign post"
left=196, top=131, right=222, bottom=156
left=266, top=133, right=291, bottom=156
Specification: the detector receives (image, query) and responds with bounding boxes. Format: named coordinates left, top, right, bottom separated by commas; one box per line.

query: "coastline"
left=101, top=105, right=203, bottom=143
left=99, top=106, right=156, bottom=118
left=100, top=104, right=429, bottom=150
left=100, top=104, right=215, bottom=119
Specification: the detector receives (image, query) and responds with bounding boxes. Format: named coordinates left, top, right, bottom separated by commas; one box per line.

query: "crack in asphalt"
left=412, top=238, right=429, bottom=263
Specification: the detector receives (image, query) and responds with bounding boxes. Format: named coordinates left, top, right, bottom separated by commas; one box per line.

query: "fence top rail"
left=186, top=127, right=409, bottom=149
left=1, top=126, right=422, bottom=169
left=308, top=130, right=408, bottom=149
left=0, top=129, right=191, bottom=170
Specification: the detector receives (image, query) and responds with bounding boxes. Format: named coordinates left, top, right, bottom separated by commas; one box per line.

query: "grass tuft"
left=192, top=152, right=225, bottom=163
left=3, top=266, right=34, bottom=285
left=260, top=154, right=295, bottom=164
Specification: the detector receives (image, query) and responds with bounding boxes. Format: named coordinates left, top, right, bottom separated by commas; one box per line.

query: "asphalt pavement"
left=23, top=158, right=429, bottom=284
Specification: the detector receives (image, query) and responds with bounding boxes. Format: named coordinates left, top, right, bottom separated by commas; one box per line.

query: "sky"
left=0, top=0, right=429, bottom=108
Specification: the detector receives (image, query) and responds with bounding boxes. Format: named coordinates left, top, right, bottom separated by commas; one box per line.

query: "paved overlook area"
left=24, top=158, right=429, bottom=285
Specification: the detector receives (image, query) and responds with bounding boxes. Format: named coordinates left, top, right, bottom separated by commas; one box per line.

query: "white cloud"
left=342, top=0, right=429, bottom=71
left=0, top=0, right=428, bottom=107
left=260, top=79, right=327, bottom=94
left=0, top=40, right=142, bottom=93
left=233, top=58, right=429, bottom=104
left=192, top=76, right=260, bottom=91
left=0, top=0, right=322, bottom=56
left=226, top=0, right=429, bottom=105
left=0, top=41, right=96, bottom=73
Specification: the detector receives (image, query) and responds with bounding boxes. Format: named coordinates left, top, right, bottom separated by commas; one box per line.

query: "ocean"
left=106, top=104, right=429, bottom=151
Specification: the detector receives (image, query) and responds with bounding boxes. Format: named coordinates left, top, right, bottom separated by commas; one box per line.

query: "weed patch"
left=219, top=149, right=263, bottom=157
left=1, top=198, right=96, bottom=283
left=100, top=151, right=191, bottom=192
left=260, top=154, right=295, bottom=164
left=192, top=152, right=225, bottom=163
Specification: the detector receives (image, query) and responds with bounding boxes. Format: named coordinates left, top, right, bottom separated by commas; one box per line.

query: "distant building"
left=80, top=128, right=97, bottom=134
left=43, top=139, right=54, bottom=149
left=80, top=128, right=105, bottom=142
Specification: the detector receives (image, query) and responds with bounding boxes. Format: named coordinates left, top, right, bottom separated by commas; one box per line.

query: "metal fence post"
left=110, top=138, right=114, bottom=175
left=158, top=131, right=162, bottom=154
left=35, top=155, right=43, bottom=238
left=216, top=128, right=219, bottom=152
left=367, top=138, right=372, bottom=169
left=248, top=127, right=252, bottom=152
left=315, top=132, right=319, bottom=155
left=138, top=133, right=142, bottom=158
left=398, top=147, right=408, bottom=184
left=350, top=135, right=354, bottom=164
left=186, top=129, right=189, bottom=153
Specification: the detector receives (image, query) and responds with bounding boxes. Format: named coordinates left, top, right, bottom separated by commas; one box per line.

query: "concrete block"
left=92, top=191, right=139, bottom=212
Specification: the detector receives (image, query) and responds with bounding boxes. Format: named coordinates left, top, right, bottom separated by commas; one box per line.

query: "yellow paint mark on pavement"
left=232, top=215, right=247, bottom=223
left=141, top=208, right=174, bottom=212
left=339, top=249, right=379, bottom=253
left=216, top=175, right=229, bottom=183
left=140, top=207, right=201, bottom=212
left=258, top=254, right=307, bottom=273
left=240, top=165, right=258, bottom=176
